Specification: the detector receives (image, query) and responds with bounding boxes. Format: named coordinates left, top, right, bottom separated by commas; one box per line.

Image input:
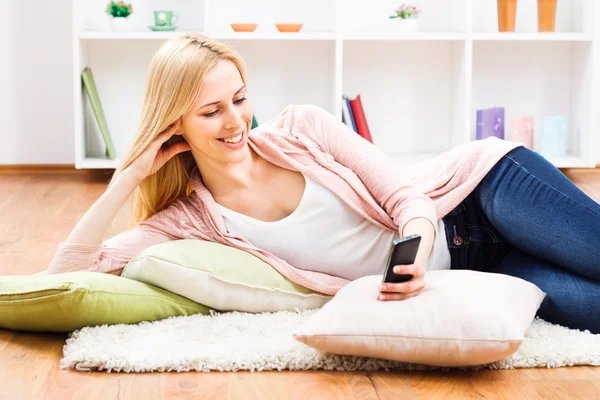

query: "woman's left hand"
left=378, top=263, right=426, bottom=301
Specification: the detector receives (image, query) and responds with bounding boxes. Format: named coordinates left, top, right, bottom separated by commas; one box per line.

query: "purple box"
left=476, top=107, right=505, bottom=140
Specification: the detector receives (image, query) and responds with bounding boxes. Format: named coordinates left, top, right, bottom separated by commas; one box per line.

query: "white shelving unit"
left=73, top=0, right=598, bottom=169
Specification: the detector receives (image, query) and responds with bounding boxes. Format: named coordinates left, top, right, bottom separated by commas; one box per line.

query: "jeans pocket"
left=463, top=223, right=501, bottom=244
left=444, top=191, right=510, bottom=271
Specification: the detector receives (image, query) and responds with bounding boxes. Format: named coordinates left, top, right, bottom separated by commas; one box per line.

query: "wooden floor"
left=1, top=166, right=600, bottom=400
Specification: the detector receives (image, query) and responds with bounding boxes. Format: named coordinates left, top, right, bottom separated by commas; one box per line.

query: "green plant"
left=389, top=4, right=421, bottom=19
left=106, top=1, right=133, bottom=18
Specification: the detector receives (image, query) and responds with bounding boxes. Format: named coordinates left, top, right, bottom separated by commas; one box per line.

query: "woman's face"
left=180, top=60, right=253, bottom=165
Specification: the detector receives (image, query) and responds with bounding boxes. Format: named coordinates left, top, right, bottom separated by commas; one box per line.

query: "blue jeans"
left=442, top=146, right=600, bottom=334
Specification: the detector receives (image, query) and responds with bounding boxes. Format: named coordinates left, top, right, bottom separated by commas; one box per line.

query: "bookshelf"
left=73, top=0, right=599, bottom=169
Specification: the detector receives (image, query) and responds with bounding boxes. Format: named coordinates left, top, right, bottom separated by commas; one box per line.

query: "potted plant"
left=388, top=4, right=422, bottom=32
left=106, top=1, right=133, bottom=32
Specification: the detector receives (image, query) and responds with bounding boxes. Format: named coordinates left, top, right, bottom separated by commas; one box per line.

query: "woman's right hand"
left=124, top=120, right=192, bottom=184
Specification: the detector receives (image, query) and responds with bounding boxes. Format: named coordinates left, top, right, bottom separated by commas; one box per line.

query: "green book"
left=81, top=67, right=116, bottom=160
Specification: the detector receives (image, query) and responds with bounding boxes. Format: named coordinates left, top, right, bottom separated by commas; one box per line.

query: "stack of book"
left=342, top=94, right=373, bottom=144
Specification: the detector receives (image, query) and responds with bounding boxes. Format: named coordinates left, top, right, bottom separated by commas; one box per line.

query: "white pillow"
left=121, top=239, right=331, bottom=313
left=293, top=270, right=546, bottom=367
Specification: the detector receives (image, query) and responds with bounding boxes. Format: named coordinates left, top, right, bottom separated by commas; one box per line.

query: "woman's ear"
left=173, top=117, right=184, bottom=135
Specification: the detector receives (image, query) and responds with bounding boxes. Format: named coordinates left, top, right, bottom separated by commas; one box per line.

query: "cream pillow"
left=121, top=239, right=332, bottom=313
left=292, top=270, right=546, bottom=367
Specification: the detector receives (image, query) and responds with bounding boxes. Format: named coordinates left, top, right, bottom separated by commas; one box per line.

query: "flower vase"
left=538, top=0, right=558, bottom=32
left=497, top=0, right=518, bottom=32
left=391, top=18, right=419, bottom=33
left=110, top=16, right=131, bottom=32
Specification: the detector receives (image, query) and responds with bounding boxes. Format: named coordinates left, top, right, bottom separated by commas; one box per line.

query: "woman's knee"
left=536, top=291, right=600, bottom=334
left=490, top=249, right=600, bottom=334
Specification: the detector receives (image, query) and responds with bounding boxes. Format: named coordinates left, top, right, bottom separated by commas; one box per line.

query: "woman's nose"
left=224, top=107, right=244, bottom=130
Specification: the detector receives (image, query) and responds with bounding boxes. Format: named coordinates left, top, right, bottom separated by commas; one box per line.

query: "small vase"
left=497, top=0, right=518, bottom=32
left=390, top=18, right=419, bottom=33
left=110, top=16, right=130, bottom=32
left=538, top=0, right=558, bottom=32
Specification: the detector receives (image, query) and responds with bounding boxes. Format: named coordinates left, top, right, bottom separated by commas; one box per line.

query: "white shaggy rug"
left=61, top=309, right=600, bottom=373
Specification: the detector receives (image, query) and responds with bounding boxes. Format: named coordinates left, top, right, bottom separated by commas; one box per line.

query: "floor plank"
left=0, top=167, right=599, bottom=399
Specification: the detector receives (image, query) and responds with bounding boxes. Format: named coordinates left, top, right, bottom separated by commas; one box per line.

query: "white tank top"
left=216, top=173, right=451, bottom=281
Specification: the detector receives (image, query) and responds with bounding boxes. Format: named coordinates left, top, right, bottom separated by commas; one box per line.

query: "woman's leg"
left=487, top=246, right=600, bottom=334
left=475, top=146, right=600, bottom=282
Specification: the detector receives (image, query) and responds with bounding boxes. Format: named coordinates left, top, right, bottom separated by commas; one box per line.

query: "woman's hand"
left=125, top=120, right=191, bottom=184
left=378, top=263, right=426, bottom=301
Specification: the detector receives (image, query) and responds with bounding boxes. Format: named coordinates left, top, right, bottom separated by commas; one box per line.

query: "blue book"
left=344, top=96, right=358, bottom=133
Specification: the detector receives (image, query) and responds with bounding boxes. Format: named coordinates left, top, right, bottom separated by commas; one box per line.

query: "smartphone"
left=381, top=234, right=421, bottom=284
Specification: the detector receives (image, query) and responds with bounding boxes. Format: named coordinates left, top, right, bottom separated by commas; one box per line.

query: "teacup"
left=153, top=10, right=179, bottom=27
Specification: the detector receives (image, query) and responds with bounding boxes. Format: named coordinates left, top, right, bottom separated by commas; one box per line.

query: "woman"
left=47, top=34, right=600, bottom=334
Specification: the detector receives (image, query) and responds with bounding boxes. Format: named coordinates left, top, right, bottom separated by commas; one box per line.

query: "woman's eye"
left=203, top=98, right=247, bottom=118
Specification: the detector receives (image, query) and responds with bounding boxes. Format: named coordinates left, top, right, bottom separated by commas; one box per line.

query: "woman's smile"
left=216, top=128, right=247, bottom=149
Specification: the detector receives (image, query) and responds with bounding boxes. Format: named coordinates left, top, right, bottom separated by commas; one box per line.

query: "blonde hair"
left=110, top=34, right=248, bottom=229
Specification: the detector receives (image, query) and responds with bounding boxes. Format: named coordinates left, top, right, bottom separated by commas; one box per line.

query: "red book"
left=349, top=94, right=373, bottom=144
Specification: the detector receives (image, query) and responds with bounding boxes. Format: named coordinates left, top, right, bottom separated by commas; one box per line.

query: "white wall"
left=0, top=0, right=598, bottom=166
left=0, top=0, right=74, bottom=165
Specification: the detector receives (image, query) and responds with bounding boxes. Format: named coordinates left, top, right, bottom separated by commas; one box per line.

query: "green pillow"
left=0, top=270, right=210, bottom=333
left=121, top=239, right=332, bottom=313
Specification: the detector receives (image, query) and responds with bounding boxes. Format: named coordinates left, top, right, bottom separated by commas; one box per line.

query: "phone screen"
left=381, top=234, right=421, bottom=284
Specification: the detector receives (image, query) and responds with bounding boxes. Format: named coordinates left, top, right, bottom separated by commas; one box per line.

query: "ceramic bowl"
left=275, top=23, right=303, bottom=33
left=230, top=23, right=258, bottom=32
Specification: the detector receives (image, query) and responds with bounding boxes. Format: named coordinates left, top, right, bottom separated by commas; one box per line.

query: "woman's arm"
left=47, top=170, right=180, bottom=276
left=47, top=227, right=175, bottom=276
left=47, top=122, right=193, bottom=275
left=401, top=218, right=435, bottom=268
left=64, top=169, right=140, bottom=246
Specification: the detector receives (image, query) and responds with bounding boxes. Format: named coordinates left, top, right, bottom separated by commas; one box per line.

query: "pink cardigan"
left=47, top=105, right=522, bottom=295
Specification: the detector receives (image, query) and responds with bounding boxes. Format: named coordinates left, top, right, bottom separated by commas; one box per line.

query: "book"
left=510, top=115, right=534, bottom=150
left=81, top=67, right=116, bottom=160
left=540, top=115, right=568, bottom=158
left=343, top=96, right=358, bottom=133
left=349, top=94, right=373, bottom=143
left=341, top=97, right=352, bottom=130
left=476, top=107, right=505, bottom=141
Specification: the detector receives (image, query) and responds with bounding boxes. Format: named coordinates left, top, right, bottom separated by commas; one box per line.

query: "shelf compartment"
left=343, top=40, right=469, bottom=158
left=78, top=39, right=337, bottom=164
left=337, top=0, right=468, bottom=33
left=207, top=0, right=336, bottom=34
left=79, top=0, right=206, bottom=33
left=472, top=41, right=593, bottom=163
left=79, top=40, right=165, bottom=164
left=472, top=0, right=593, bottom=34
left=221, top=40, right=337, bottom=121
